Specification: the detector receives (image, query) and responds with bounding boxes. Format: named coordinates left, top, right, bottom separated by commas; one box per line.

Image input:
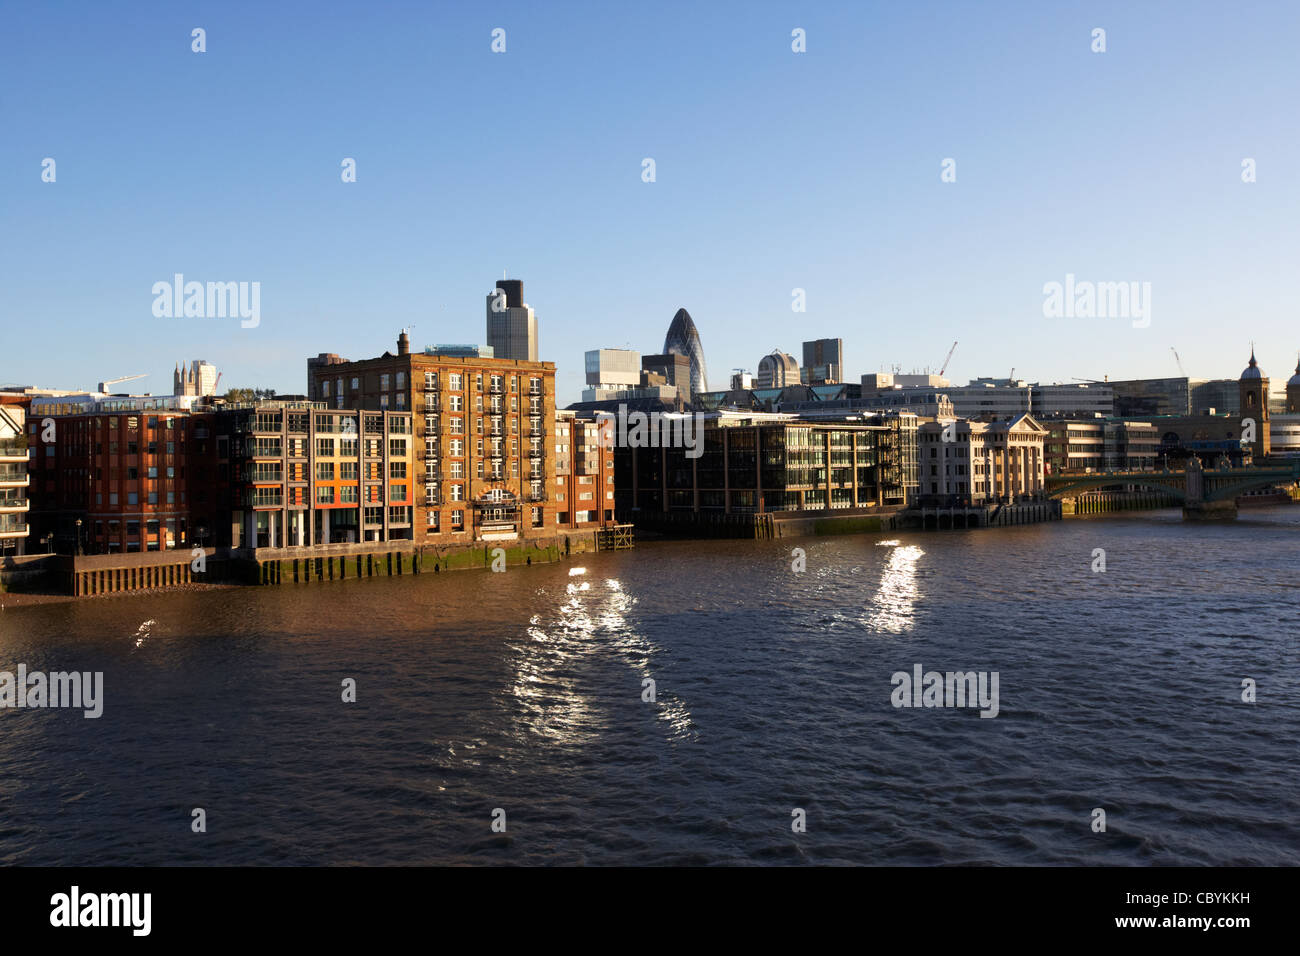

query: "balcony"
left=0, top=438, right=28, bottom=460
left=0, top=467, right=29, bottom=487
left=0, top=496, right=28, bottom=511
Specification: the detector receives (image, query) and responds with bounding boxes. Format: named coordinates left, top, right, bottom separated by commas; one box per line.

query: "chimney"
left=398, top=330, right=410, bottom=355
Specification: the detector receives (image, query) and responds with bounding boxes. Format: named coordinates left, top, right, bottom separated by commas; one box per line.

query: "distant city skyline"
left=4, top=2, right=1299, bottom=405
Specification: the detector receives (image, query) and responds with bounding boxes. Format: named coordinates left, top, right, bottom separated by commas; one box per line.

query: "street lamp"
left=75, top=519, right=82, bottom=556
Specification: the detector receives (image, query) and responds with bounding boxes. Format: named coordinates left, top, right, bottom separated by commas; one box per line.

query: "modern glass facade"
left=663, top=308, right=709, bottom=397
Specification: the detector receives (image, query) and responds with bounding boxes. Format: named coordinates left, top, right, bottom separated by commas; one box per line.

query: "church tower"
left=1238, top=348, right=1270, bottom=459
left=1286, top=354, right=1300, bottom=414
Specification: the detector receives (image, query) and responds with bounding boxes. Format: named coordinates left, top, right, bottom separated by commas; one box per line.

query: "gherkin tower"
left=663, top=308, right=708, bottom=396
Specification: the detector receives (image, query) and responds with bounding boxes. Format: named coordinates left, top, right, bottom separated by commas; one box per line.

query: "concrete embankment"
left=7, top=530, right=612, bottom=598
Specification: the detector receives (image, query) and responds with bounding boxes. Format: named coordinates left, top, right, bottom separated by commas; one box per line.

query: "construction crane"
left=97, top=373, right=146, bottom=393
left=937, top=340, right=958, bottom=377
left=1170, top=347, right=1186, bottom=377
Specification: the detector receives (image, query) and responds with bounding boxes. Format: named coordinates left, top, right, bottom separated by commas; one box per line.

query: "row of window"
left=429, top=394, right=544, bottom=414
left=93, top=491, right=186, bottom=506
left=36, top=416, right=183, bottom=434
left=422, top=506, right=546, bottom=532
left=250, top=438, right=408, bottom=458
left=323, top=373, right=545, bottom=399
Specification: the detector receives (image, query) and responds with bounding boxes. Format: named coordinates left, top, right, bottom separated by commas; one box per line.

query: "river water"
left=1, top=507, right=1297, bottom=865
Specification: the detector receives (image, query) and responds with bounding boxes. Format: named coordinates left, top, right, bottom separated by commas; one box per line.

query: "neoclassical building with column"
left=917, top=414, right=1048, bottom=504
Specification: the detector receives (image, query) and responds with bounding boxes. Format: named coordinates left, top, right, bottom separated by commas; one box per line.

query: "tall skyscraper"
left=801, top=338, right=843, bottom=385
left=663, top=308, right=708, bottom=395
left=486, top=278, right=539, bottom=362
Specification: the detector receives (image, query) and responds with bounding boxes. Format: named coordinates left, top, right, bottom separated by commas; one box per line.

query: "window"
left=316, top=462, right=334, bottom=480
left=340, top=461, right=357, bottom=480
left=451, top=509, right=464, bottom=531
left=449, top=395, right=463, bottom=412
left=351, top=377, right=360, bottom=390
left=389, top=438, right=406, bottom=457
left=322, top=381, right=330, bottom=398
left=390, top=461, right=406, bottom=479
left=450, top=484, right=463, bottom=501
left=340, top=438, right=358, bottom=457
left=449, top=439, right=463, bottom=457
left=341, top=485, right=358, bottom=503
left=396, top=372, right=405, bottom=389
left=451, top=417, right=463, bottom=434
left=380, top=374, right=390, bottom=391
left=317, top=486, right=335, bottom=504
left=449, top=373, right=462, bottom=391
left=316, top=438, right=335, bottom=457
left=390, top=485, right=407, bottom=502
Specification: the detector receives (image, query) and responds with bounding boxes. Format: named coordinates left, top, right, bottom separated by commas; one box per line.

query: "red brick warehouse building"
left=308, top=331, right=557, bottom=544
left=25, top=394, right=220, bottom=554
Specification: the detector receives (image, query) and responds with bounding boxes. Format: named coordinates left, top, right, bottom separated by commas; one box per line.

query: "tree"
left=223, top=387, right=277, bottom=403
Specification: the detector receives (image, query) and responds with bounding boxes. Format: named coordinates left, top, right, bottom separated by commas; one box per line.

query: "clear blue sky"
left=3, top=0, right=1298, bottom=404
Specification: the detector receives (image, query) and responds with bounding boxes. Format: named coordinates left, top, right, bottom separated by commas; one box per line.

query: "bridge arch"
left=1046, top=474, right=1187, bottom=501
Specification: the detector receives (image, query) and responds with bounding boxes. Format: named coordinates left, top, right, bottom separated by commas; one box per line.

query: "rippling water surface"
left=2, top=507, right=1297, bottom=865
